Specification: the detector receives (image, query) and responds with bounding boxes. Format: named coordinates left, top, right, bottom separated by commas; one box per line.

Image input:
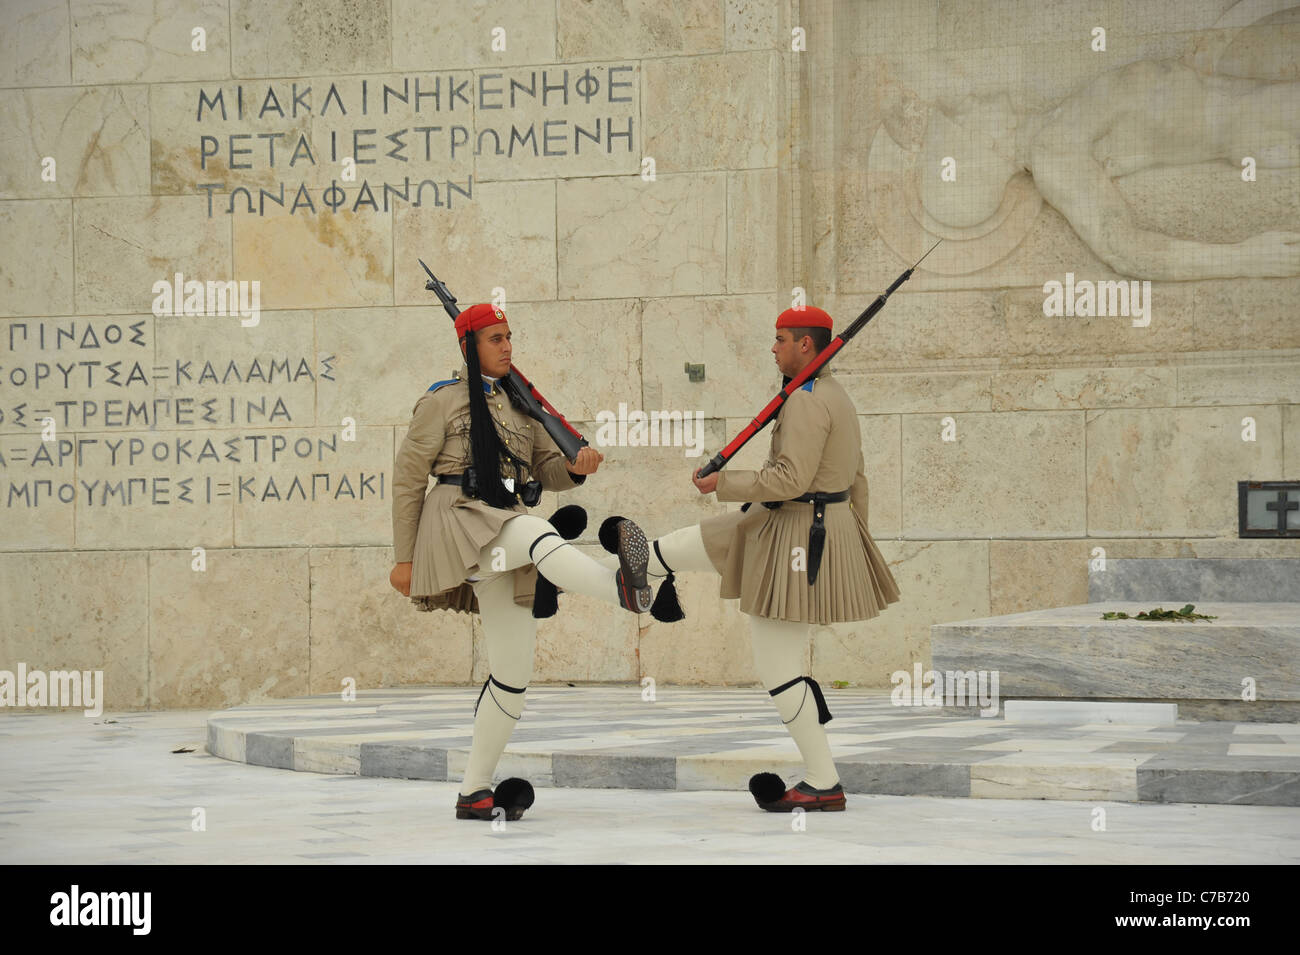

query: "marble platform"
left=931, top=602, right=1300, bottom=721
left=1003, top=701, right=1178, bottom=725
left=205, top=686, right=1300, bottom=806
left=1089, top=559, right=1300, bottom=603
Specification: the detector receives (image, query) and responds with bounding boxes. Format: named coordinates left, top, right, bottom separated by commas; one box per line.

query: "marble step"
left=204, top=686, right=1300, bottom=807
left=932, top=602, right=1300, bottom=721
left=1004, top=701, right=1178, bottom=725
left=1089, top=558, right=1300, bottom=603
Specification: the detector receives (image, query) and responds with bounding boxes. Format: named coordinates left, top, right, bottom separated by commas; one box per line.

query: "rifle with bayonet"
left=695, top=240, right=941, bottom=479
left=419, top=259, right=589, bottom=463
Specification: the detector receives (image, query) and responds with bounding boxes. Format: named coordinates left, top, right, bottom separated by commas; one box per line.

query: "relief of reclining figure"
left=881, top=44, right=1299, bottom=282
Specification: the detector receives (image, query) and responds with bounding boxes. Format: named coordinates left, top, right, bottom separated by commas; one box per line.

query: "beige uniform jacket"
left=699, top=369, right=901, bottom=623
left=392, top=362, right=585, bottom=614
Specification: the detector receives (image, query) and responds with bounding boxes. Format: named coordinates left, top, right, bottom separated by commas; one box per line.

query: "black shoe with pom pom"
left=455, top=777, right=536, bottom=821
left=749, top=772, right=845, bottom=812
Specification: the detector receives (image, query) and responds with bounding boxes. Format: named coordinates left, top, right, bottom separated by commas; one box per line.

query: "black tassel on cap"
left=463, top=326, right=517, bottom=509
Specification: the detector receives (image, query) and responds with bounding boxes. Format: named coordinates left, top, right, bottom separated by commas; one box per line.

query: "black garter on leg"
left=531, top=505, right=588, bottom=619
left=769, top=675, right=833, bottom=724
left=474, top=674, right=527, bottom=717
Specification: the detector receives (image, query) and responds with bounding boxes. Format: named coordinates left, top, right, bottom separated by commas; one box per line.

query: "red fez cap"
left=776, top=305, right=833, bottom=330
left=455, top=303, right=508, bottom=339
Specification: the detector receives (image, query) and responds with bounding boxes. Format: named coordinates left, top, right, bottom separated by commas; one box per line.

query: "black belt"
left=742, top=489, right=850, bottom=585
left=758, top=490, right=850, bottom=509
left=436, top=470, right=544, bottom=508
left=436, top=471, right=518, bottom=502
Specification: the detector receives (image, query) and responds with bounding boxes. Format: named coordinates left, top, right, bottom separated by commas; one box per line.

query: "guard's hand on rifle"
left=390, top=562, right=412, bottom=596
left=565, top=447, right=604, bottom=475
left=692, top=468, right=719, bottom=495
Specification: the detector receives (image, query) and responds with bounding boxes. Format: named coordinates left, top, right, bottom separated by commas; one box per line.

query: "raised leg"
left=596, top=523, right=717, bottom=576
left=477, top=513, right=649, bottom=611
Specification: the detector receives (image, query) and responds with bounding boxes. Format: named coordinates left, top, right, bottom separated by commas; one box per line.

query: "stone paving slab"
left=202, top=686, right=1300, bottom=806
left=2, top=708, right=1299, bottom=864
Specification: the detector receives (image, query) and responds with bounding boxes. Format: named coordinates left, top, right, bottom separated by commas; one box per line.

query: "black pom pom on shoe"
left=493, top=777, right=535, bottom=820
left=598, top=515, right=628, bottom=553
left=748, top=772, right=787, bottom=806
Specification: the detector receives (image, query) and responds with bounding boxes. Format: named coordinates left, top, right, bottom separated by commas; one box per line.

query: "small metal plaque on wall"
left=1238, top=481, right=1300, bottom=538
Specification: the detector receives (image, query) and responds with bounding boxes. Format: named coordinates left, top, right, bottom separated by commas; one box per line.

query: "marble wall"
left=1, top=0, right=1296, bottom=709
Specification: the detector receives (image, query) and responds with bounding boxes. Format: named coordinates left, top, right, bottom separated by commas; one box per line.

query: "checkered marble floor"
left=205, top=686, right=1300, bottom=806
left=5, top=706, right=1298, bottom=864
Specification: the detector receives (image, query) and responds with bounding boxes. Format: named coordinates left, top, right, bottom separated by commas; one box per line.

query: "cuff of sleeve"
left=714, top=470, right=737, bottom=501
left=566, top=469, right=586, bottom=487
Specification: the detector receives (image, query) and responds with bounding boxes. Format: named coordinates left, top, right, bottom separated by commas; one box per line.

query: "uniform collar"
left=781, top=366, right=831, bottom=388
left=456, top=362, right=499, bottom=395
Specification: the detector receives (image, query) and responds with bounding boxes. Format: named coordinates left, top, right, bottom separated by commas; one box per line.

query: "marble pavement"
left=201, top=685, right=1300, bottom=806
left=6, top=705, right=1300, bottom=865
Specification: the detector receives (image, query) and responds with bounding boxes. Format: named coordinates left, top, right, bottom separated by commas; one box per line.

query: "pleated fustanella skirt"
left=700, top=500, right=901, bottom=624
left=408, top=483, right=537, bottom=614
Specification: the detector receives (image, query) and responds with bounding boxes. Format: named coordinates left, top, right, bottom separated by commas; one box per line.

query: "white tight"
left=459, top=513, right=628, bottom=796
left=606, top=522, right=841, bottom=789
left=461, top=517, right=840, bottom=794
left=473, top=571, right=536, bottom=691
left=746, top=614, right=839, bottom=789
left=475, top=513, right=620, bottom=605
left=459, top=572, right=536, bottom=796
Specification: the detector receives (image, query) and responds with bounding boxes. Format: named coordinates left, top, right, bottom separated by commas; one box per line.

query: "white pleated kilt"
left=699, top=500, right=901, bottom=624
left=407, top=483, right=536, bottom=614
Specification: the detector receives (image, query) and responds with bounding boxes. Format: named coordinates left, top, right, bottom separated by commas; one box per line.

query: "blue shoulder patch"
left=800, top=378, right=815, bottom=393
left=428, top=376, right=496, bottom=395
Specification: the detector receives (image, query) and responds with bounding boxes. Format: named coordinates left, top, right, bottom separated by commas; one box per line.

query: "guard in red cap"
left=775, top=304, right=835, bottom=330
left=597, top=303, right=901, bottom=813
left=389, top=302, right=655, bottom=821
